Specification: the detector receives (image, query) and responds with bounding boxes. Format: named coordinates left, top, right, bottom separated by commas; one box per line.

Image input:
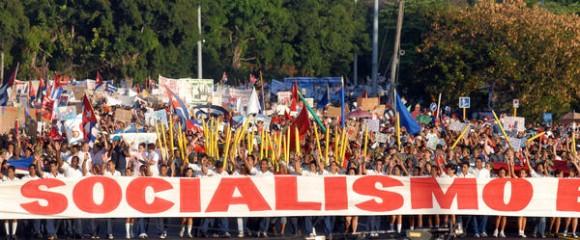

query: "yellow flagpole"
left=324, top=124, right=330, bottom=165
left=340, top=129, right=348, bottom=166
left=313, top=123, right=323, bottom=160
left=451, top=123, right=470, bottom=150
left=223, top=125, right=231, bottom=169
left=363, top=126, right=369, bottom=158
left=295, top=127, right=301, bottom=156
left=259, top=128, right=265, bottom=160
left=396, top=112, right=401, bottom=151
left=282, top=134, right=288, bottom=164
left=334, top=127, right=340, bottom=161
left=492, top=110, right=514, bottom=150
left=286, top=127, right=290, bottom=161
left=168, top=116, right=174, bottom=159
left=526, top=132, right=545, bottom=143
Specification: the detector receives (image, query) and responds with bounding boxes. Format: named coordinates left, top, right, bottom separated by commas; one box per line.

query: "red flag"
left=82, top=95, right=97, bottom=141
left=28, top=81, right=36, bottom=100
left=290, top=82, right=298, bottom=111
left=289, top=106, right=311, bottom=150
left=54, top=73, right=70, bottom=89
left=14, top=121, right=19, bottom=136
left=96, top=71, right=103, bottom=86
left=249, top=73, right=257, bottom=85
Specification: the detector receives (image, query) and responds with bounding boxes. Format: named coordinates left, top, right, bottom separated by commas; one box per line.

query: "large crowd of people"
left=0, top=87, right=579, bottom=240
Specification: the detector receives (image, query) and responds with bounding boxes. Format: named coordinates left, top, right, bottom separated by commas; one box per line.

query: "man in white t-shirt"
left=147, top=144, right=160, bottom=176
left=199, top=161, right=231, bottom=238
left=40, top=161, right=64, bottom=240
left=3, top=166, right=19, bottom=239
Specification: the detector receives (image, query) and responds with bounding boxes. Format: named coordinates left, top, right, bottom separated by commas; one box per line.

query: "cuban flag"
left=82, top=94, right=97, bottom=142
left=164, top=85, right=193, bottom=129
left=0, top=64, right=19, bottom=106
left=95, top=71, right=104, bottom=90
left=106, top=82, right=117, bottom=93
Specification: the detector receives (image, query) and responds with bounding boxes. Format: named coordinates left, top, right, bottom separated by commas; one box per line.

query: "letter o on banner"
left=483, top=178, right=533, bottom=211
left=126, top=177, right=174, bottom=214
left=73, top=176, right=122, bottom=214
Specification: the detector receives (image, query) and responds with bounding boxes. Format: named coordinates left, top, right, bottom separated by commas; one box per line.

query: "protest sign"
left=326, top=106, right=342, bottom=119
left=0, top=176, right=576, bottom=219
left=0, top=107, right=21, bottom=133
left=115, top=109, right=133, bottom=123
left=55, top=106, right=78, bottom=121
left=449, top=121, right=467, bottom=132
left=375, top=132, right=388, bottom=143
left=501, top=116, right=526, bottom=132
left=64, top=114, right=83, bottom=144
left=277, top=91, right=292, bottom=105
left=363, top=119, right=380, bottom=132
left=179, top=78, right=214, bottom=104
left=144, top=110, right=168, bottom=127
left=229, top=88, right=252, bottom=107
left=357, top=97, right=380, bottom=111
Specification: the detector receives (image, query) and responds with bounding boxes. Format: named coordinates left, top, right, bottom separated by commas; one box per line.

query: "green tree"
left=416, top=0, right=580, bottom=118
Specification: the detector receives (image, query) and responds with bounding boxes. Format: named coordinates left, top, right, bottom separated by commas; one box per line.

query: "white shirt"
left=301, top=169, right=320, bottom=176
left=62, top=163, right=84, bottom=179
left=44, top=171, right=65, bottom=179
left=147, top=151, right=160, bottom=176
left=22, top=175, right=40, bottom=181
left=188, top=163, right=203, bottom=176
left=457, top=171, right=475, bottom=178
left=474, top=168, right=490, bottom=178
left=251, top=167, right=273, bottom=176
left=103, top=169, right=122, bottom=177
left=366, top=168, right=385, bottom=176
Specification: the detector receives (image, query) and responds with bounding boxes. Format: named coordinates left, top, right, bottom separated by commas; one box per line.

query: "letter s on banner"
left=410, top=178, right=478, bottom=209
left=353, top=176, right=404, bottom=211
left=21, top=179, right=68, bottom=215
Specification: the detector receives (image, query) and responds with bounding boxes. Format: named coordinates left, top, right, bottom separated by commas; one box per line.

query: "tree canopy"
left=0, top=0, right=577, bottom=117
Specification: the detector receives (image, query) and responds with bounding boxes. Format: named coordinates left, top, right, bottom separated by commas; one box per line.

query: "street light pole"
left=197, top=4, right=203, bottom=79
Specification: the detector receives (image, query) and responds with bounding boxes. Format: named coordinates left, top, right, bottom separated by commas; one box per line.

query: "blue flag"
left=396, top=92, right=421, bottom=135
left=317, top=86, right=329, bottom=109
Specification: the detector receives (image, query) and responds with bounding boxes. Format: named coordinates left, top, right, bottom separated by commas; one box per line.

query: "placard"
left=115, top=109, right=133, bottom=123
left=144, top=110, right=168, bottom=127
left=375, top=132, right=388, bottom=143
left=55, top=106, right=78, bottom=121
left=0, top=107, right=21, bottom=133
left=363, top=119, right=380, bottom=132
left=501, top=116, right=526, bottom=132
left=358, top=97, right=380, bottom=111
left=110, top=133, right=158, bottom=150
left=277, top=91, right=292, bottom=105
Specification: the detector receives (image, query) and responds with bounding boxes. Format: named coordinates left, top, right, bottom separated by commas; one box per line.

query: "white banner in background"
left=110, top=133, right=158, bottom=150
left=0, top=176, right=578, bottom=219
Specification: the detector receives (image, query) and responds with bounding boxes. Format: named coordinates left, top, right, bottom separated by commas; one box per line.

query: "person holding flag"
left=82, top=94, right=97, bottom=142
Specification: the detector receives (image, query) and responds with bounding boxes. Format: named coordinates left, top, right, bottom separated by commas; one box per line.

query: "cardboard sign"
left=358, top=97, right=380, bottom=111
left=115, top=109, right=133, bottom=123
left=0, top=107, right=21, bottom=133
left=326, top=106, right=342, bottom=119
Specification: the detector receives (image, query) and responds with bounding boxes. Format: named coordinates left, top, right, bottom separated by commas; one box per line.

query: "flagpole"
left=260, top=71, right=265, bottom=114
left=340, top=77, right=345, bottom=129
